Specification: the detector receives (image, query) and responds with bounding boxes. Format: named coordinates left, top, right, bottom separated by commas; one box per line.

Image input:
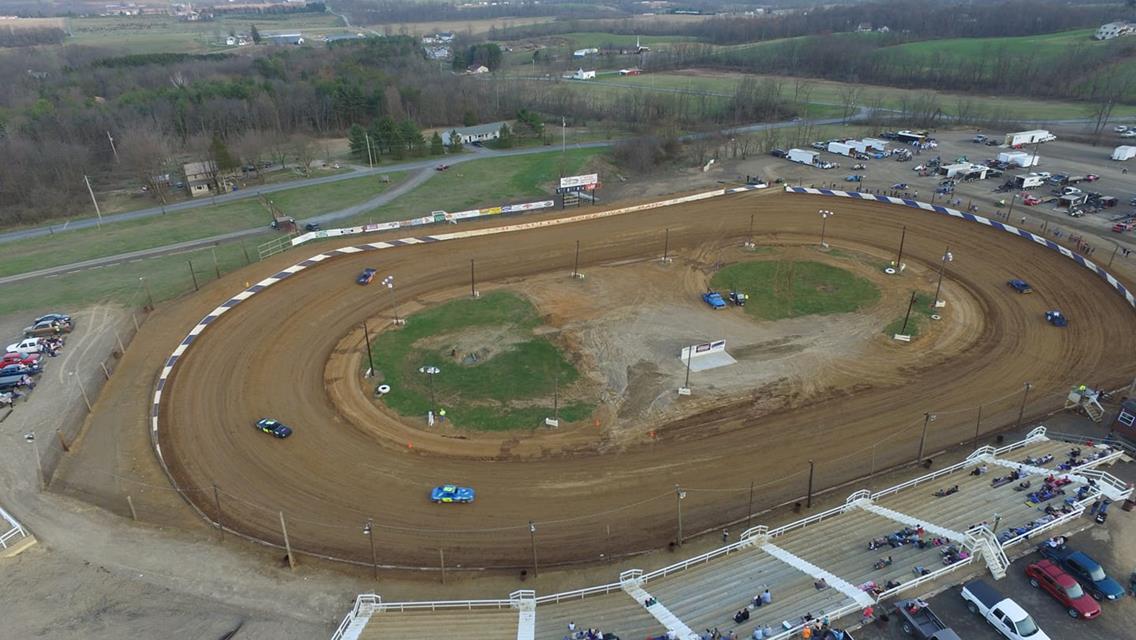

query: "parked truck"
left=961, top=579, right=1051, bottom=640
left=894, top=600, right=962, bottom=640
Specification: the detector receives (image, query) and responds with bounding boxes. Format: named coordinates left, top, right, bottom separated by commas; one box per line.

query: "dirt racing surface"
left=119, top=191, right=1136, bottom=570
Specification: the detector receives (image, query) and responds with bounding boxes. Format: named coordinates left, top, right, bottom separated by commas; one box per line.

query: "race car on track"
left=430, top=484, right=475, bottom=503
left=1045, top=310, right=1068, bottom=327
left=255, top=418, right=293, bottom=438
left=1008, top=279, right=1033, bottom=294
left=357, top=268, right=377, bottom=285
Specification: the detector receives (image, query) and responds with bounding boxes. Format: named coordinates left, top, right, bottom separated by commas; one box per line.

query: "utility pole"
left=819, top=209, right=834, bottom=249
left=674, top=484, right=686, bottom=546
left=899, top=290, right=918, bottom=335
left=933, top=247, right=952, bottom=307
left=363, top=519, right=377, bottom=580
left=470, top=259, right=476, bottom=297
left=662, top=227, right=670, bottom=263
left=806, top=459, right=815, bottom=508
left=572, top=240, right=580, bottom=278
left=895, top=225, right=907, bottom=270
left=683, top=344, right=693, bottom=390
left=84, top=175, right=103, bottom=229
left=106, top=130, right=119, bottom=162
left=746, top=480, right=754, bottom=530
left=528, top=520, right=539, bottom=577
left=973, top=405, right=983, bottom=450
left=1015, top=382, right=1032, bottom=430
left=917, top=412, right=935, bottom=464
left=365, top=132, right=374, bottom=168
left=362, top=321, right=375, bottom=376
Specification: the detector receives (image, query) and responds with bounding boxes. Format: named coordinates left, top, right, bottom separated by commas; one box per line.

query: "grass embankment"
left=346, top=147, right=602, bottom=225
left=711, top=260, right=881, bottom=320
left=882, top=291, right=938, bottom=338
left=0, top=172, right=404, bottom=279
left=370, top=291, right=593, bottom=431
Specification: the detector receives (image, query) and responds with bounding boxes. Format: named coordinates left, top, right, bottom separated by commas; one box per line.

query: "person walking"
left=722, top=529, right=729, bottom=543
left=438, top=408, right=446, bottom=423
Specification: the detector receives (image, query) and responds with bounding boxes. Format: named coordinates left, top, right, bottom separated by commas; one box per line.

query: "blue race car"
left=357, top=268, right=377, bottom=285
left=430, top=484, right=475, bottom=503
left=1045, top=310, right=1068, bottom=327
left=255, top=418, right=293, bottom=439
left=1008, top=279, right=1033, bottom=294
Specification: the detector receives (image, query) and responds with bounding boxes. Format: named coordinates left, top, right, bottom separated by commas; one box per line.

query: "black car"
left=771, top=148, right=787, bottom=158
left=35, top=313, right=71, bottom=326
left=255, top=418, right=293, bottom=439
left=305, top=222, right=322, bottom=232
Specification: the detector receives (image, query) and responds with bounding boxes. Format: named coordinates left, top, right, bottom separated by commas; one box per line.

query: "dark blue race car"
left=255, top=418, right=293, bottom=439
left=357, top=268, right=377, bottom=285
left=430, top=484, right=475, bottom=503
left=1008, top=279, right=1033, bottom=294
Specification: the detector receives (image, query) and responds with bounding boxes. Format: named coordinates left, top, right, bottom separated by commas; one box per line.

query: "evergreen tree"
left=494, top=123, right=513, bottom=149
left=447, top=129, right=463, bottom=153
left=209, top=133, right=239, bottom=172
left=348, top=124, right=369, bottom=161
left=250, top=24, right=261, bottom=44
left=429, top=131, right=444, bottom=156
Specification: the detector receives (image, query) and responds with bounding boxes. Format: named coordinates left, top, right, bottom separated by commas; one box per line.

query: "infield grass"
left=882, top=291, right=938, bottom=338
left=712, top=260, right=881, bottom=320
left=370, top=291, right=593, bottom=430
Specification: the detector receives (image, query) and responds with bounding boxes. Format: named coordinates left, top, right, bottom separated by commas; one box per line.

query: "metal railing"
left=533, top=582, right=624, bottom=605
left=635, top=537, right=758, bottom=585
left=330, top=594, right=380, bottom=640
left=1046, top=430, right=1136, bottom=456
left=0, top=504, right=29, bottom=550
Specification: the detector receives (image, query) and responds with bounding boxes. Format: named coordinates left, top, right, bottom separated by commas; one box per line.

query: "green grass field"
left=601, top=71, right=1136, bottom=120
left=370, top=291, right=592, bottom=430
left=884, top=29, right=1099, bottom=60
left=711, top=260, right=881, bottom=320
left=344, top=147, right=602, bottom=226
left=543, top=31, right=699, bottom=49
left=0, top=240, right=256, bottom=316
left=1, top=172, right=404, bottom=279
left=65, top=13, right=347, bottom=54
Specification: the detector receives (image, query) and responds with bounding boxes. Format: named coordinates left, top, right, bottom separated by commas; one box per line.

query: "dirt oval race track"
left=159, top=191, right=1136, bottom=570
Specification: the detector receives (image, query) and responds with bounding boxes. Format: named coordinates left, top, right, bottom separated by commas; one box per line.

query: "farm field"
left=64, top=13, right=347, bottom=54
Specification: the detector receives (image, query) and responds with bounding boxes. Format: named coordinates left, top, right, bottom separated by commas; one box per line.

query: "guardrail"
left=1046, top=430, right=1136, bottom=457
left=874, top=554, right=978, bottom=603
left=533, top=582, right=624, bottom=605
left=634, top=537, right=756, bottom=585
left=870, top=456, right=980, bottom=501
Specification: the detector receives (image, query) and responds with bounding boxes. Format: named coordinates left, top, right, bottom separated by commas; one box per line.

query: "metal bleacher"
left=332, top=427, right=1131, bottom=640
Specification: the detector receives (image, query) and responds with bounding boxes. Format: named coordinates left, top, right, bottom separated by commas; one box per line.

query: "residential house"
left=440, top=122, right=507, bottom=146
left=183, top=161, right=219, bottom=198
left=424, top=45, right=451, bottom=60
left=565, top=68, right=596, bottom=80
left=467, top=65, right=489, bottom=74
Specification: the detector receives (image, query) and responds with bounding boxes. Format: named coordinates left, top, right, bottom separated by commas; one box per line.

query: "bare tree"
left=838, top=86, right=861, bottom=124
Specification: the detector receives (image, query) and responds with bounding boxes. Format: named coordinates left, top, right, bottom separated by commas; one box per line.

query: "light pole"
left=819, top=209, right=834, bottom=249
left=992, top=513, right=1001, bottom=536
left=1006, top=193, right=1018, bottom=220
left=381, top=275, right=400, bottom=325
left=529, top=520, right=539, bottom=577
left=24, top=432, right=42, bottom=490
left=806, top=459, right=815, bottom=508
left=363, top=519, right=377, bottom=580
left=1015, top=382, right=1032, bottom=430
left=917, top=412, right=936, bottom=465
left=933, top=247, right=953, bottom=307
left=675, top=484, right=687, bottom=546
left=419, top=365, right=440, bottom=410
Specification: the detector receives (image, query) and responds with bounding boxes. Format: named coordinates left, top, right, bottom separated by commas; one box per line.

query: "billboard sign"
left=559, top=173, right=599, bottom=189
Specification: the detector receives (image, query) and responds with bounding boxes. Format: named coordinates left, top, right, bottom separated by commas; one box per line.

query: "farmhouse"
left=1094, top=22, right=1135, bottom=40
left=565, top=68, right=596, bottom=80
left=440, top=122, right=506, bottom=146
left=182, top=161, right=218, bottom=198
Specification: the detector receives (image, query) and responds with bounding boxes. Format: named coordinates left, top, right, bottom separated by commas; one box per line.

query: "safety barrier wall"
left=149, top=182, right=770, bottom=558
left=784, top=187, right=1136, bottom=310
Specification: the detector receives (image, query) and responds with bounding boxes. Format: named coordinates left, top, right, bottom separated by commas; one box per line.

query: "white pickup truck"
left=961, top=580, right=1050, bottom=640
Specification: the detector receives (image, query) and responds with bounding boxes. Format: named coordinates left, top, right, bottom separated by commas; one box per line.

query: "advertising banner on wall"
left=559, top=174, right=599, bottom=189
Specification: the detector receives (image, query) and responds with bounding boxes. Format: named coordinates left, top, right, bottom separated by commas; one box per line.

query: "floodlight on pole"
left=675, top=484, right=687, bottom=546
left=819, top=209, right=834, bottom=249
left=419, top=365, right=440, bottom=410
left=933, top=247, right=953, bottom=307
left=24, top=431, right=43, bottom=490
left=363, top=519, right=377, bottom=580
left=381, top=275, right=402, bottom=325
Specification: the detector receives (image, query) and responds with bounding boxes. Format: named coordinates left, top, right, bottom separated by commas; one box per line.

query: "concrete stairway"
left=621, top=582, right=696, bottom=639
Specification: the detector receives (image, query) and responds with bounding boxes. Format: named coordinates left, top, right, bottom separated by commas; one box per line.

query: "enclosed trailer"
left=1004, top=130, right=1055, bottom=146
left=1113, top=145, right=1136, bottom=161
left=787, top=148, right=819, bottom=165
left=997, top=151, right=1039, bottom=168
left=896, top=130, right=928, bottom=143
left=861, top=137, right=888, bottom=151
left=827, top=141, right=854, bottom=156
left=1014, top=173, right=1046, bottom=189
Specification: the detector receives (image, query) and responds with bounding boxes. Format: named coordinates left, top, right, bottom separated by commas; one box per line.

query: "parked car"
left=1084, top=174, right=1100, bottom=182
left=1008, top=279, right=1033, bottom=294
left=1025, top=559, right=1101, bottom=619
left=430, top=484, right=475, bottom=503
left=961, top=579, right=1051, bottom=640
left=0, top=364, right=37, bottom=377
left=894, top=599, right=962, bottom=639
left=24, top=319, right=68, bottom=337
left=1114, top=125, right=1129, bottom=133
left=6, top=338, right=44, bottom=355
left=770, top=148, right=787, bottom=158
left=304, top=222, right=322, bottom=232
left=1039, top=544, right=1126, bottom=601
left=811, top=142, right=826, bottom=150
left=1, top=352, right=41, bottom=368
left=357, top=268, right=377, bottom=285
left=973, top=134, right=988, bottom=143
left=1022, top=195, right=1042, bottom=206
left=255, top=418, right=292, bottom=439
left=1122, top=131, right=1136, bottom=138
left=34, top=313, right=71, bottom=326
left=435, top=164, right=450, bottom=171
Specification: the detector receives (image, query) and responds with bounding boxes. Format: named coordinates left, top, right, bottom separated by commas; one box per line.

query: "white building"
left=1095, top=22, right=1134, bottom=40
left=572, top=48, right=599, bottom=58
left=565, top=68, right=596, bottom=80
left=440, top=122, right=507, bottom=146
